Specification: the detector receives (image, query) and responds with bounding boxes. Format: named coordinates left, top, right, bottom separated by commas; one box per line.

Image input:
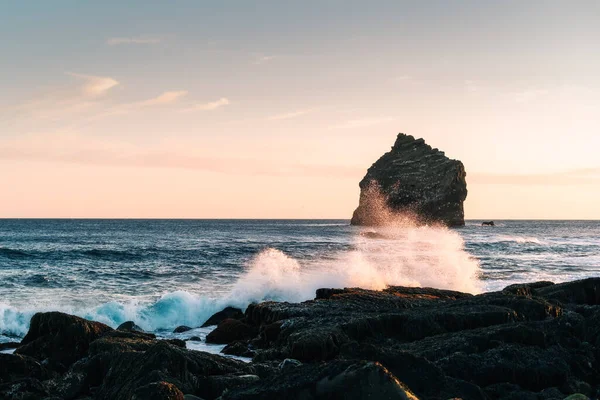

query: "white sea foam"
left=230, top=226, right=481, bottom=304
left=1, top=185, right=482, bottom=339
left=497, top=235, right=545, bottom=244
left=1, top=219, right=481, bottom=338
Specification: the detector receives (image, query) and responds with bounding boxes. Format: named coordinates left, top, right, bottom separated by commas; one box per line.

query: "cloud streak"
left=67, top=73, right=119, bottom=96
left=138, top=91, right=188, bottom=107
left=267, top=109, right=313, bottom=121
left=181, top=98, right=230, bottom=112
left=0, top=133, right=361, bottom=178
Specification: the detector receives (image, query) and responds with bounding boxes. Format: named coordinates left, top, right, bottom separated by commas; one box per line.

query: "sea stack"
left=351, top=133, right=467, bottom=226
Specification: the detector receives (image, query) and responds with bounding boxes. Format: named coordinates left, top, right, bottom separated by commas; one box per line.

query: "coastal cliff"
left=351, top=133, right=467, bottom=227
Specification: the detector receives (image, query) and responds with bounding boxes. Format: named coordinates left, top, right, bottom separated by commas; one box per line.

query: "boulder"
left=195, top=374, right=260, bottom=399
left=221, top=360, right=418, bottom=400
left=117, top=321, right=145, bottom=333
left=202, top=307, right=245, bottom=327
left=0, top=353, right=49, bottom=384
left=278, top=358, right=302, bottom=372
left=174, top=326, right=193, bottom=333
left=206, top=319, right=257, bottom=345
left=0, top=377, right=50, bottom=400
left=132, top=381, right=185, bottom=400
left=222, top=341, right=255, bottom=358
left=351, top=133, right=467, bottom=227
left=537, top=278, right=600, bottom=306
left=94, top=341, right=248, bottom=400
left=0, top=341, right=20, bottom=351
left=15, top=312, right=112, bottom=372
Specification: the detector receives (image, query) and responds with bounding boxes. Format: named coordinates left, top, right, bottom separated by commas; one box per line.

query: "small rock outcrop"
left=351, top=133, right=467, bottom=227
left=15, top=311, right=113, bottom=372
left=206, top=319, right=258, bottom=345
left=117, top=321, right=145, bottom=333
left=202, top=307, right=245, bottom=327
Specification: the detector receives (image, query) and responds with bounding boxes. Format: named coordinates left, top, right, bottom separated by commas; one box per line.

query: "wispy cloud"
left=138, top=91, right=188, bottom=107
left=82, top=90, right=190, bottom=120
left=329, top=117, right=395, bottom=130
left=106, top=36, right=162, bottom=46
left=67, top=72, right=119, bottom=96
left=267, top=109, right=313, bottom=121
left=253, top=55, right=276, bottom=65
left=0, top=132, right=362, bottom=178
left=181, top=98, right=230, bottom=112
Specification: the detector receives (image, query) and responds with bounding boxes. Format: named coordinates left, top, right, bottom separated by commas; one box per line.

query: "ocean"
left=1, top=219, right=599, bottom=352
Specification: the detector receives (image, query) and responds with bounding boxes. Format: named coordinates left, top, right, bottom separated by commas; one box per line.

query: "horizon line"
left=1, top=217, right=599, bottom=221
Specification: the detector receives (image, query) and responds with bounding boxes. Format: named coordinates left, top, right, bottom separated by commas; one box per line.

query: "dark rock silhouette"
left=3, top=278, right=600, bottom=399
left=173, top=325, right=193, bottom=333
left=15, top=311, right=112, bottom=372
left=351, top=133, right=467, bottom=227
left=202, top=306, right=245, bottom=327
left=482, top=221, right=495, bottom=226
left=117, top=321, right=145, bottom=333
left=206, top=318, right=258, bottom=345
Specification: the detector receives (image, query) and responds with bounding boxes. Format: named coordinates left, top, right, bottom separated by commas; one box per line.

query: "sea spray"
left=1, top=198, right=481, bottom=340
left=1, top=221, right=480, bottom=338
left=228, top=186, right=481, bottom=303
left=229, top=224, right=481, bottom=305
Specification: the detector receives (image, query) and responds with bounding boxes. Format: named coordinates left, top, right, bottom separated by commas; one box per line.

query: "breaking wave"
left=1, top=221, right=481, bottom=338
left=1, top=186, right=481, bottom=339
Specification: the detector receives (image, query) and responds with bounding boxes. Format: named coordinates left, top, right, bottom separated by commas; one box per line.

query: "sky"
left=1, top=1, right=599, bottom=219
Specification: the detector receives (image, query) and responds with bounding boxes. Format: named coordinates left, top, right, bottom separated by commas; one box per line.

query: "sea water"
left=1, top=219, right=599, bottom=347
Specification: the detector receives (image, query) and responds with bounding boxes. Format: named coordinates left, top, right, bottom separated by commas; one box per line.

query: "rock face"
left=351, top=133, right=467, bottom=227
left=202, top=306, right=245, bottom=327
left=4, top=278, right=600, bottom=399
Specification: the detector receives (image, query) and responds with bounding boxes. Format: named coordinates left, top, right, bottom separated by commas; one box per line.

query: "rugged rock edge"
left=351, top=133, right=468, bottom=227
left=2, top=278, right=600, bottom=399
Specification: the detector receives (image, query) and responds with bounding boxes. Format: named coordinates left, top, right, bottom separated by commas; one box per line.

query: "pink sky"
left=1, top=2, right=599, bottom=219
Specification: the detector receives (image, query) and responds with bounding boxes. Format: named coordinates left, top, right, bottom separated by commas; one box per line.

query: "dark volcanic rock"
left=221, top=360, right=418, bottom=400
left=0, top=353, right=49, bottom=384
left=6, top=277, right=600, bottom=400
left=202, top=307, right=245, bottom=327
left=94, top=341, right=249, bottom=400
left=222, top=341, right=255, bottom=358
left=173, top=325, right=193, bottom=333
left=0, top=341, right=20, bottom=351
left=132, top=381, right=185, bottom=400
left=15, top=312, right=112, bottom=372
left=117, top=321, right=145, bottom=333
left=351, top=133, right=467, bottom=227
left=206, top=319, right=258, bottom=345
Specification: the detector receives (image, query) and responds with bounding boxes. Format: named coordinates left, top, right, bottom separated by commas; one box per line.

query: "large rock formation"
left=351, top=133, right=467, bottom=227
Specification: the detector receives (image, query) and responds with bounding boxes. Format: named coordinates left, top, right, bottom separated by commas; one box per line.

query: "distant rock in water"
left=351, top=133, right=467, bottom=227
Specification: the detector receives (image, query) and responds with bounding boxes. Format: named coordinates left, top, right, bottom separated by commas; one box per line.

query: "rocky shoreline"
left=2, top=278, right=600, bottom=399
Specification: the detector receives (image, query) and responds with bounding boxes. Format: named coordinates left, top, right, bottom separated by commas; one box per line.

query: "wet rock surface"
left=202, top=307, right=245, bottom=327
left=3, top=278, right=600, bottom=399
left=351, top=133, right=468, bottom=227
